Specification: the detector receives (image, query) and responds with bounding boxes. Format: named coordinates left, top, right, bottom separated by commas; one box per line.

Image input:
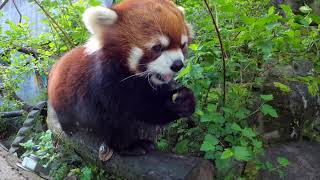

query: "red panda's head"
left=83, top=0, right=193, bottom=85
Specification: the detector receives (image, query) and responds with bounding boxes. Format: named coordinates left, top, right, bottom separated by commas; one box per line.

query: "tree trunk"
left=46, top=105, right=215, bottom=180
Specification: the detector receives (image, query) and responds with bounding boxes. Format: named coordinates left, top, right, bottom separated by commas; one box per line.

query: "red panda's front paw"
left=99, top=143, right=113, bottom=161
left=172, top=87, right=196, bottom=117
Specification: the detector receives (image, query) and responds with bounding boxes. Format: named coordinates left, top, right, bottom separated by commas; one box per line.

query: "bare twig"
left=12, top=0, right=22, bottom=24
left=32, top=0, right=74, bottom=48
left=203, top=0, right=227, bottom=106
left=0, top=0, right=9, bottom=10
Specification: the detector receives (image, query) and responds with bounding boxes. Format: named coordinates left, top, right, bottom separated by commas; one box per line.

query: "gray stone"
left=258, top=142, right=320, bottom=180
left=256, top=60, right=320, bottom=142
left=272, top=0, right=320, bottom=16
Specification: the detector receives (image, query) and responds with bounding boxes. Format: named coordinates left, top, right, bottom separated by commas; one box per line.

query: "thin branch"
left=203, top=0, right=227, bottom=106
left=0, top=0, right=9, bottom=10
left=11, top=92, right=34, bottom=112
left=17, top=47, right=40, bottom=59
left=32, top=0, right=74, bottom=48
left=204, top=82, right=213, bottom=106
left=12, top=0, right=22, bottom=24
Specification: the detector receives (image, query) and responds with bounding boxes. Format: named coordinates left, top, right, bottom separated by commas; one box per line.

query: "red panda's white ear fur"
left=177, top=6, right=185, bottom=16
left=83, top=6, right=118, bottom=35
left=176, top=6, right=193, bottom=39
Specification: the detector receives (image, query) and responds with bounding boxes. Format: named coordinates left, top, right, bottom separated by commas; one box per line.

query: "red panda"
left=48, top=0, right=195, bottom=156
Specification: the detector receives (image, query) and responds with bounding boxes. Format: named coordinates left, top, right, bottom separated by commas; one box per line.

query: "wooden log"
left=46, top=105, right=215, bottom=180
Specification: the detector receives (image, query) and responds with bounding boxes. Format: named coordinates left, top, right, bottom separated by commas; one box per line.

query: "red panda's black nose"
left=170, top=60, right=184, bottom=72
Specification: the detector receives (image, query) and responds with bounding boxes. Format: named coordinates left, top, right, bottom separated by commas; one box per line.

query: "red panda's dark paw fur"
left=171, top=87, right=196, bottom=117
left=118, top=140, right=156, bottom=156
left=99, top=142, right=113, bottom=162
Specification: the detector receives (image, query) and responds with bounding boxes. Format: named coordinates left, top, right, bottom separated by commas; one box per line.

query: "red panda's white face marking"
left=148, top=48, right=185, bottom=85
left=128, top=47, right=144, bottom=71
left=146, top=35, right=170, bottom=50
left=181, top=35, right=188, bottom=46
left=83, top=0, right=193, bottom=85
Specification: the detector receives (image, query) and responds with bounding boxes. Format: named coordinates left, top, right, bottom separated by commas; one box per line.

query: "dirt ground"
left=0, top=144, right=43, bottom=180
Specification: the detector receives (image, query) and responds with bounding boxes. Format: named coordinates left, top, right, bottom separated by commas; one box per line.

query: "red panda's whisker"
left=147, top=73, right=157, bottom=90
left=120, top=71, right=148, bottom=82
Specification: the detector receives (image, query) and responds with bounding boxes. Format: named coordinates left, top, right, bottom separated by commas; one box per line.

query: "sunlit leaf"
left=221, top=149, right=234, bottom=159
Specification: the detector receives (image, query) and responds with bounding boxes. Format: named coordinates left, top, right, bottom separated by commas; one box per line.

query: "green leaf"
left=221, top=149, right=234, bottom=159
left=260, top=94, right=274, bottom=101
left=299, top=5, right=312, bottom=14
left=253, top=140, right=262, bottom=149
left=242, top=128, right=257, bottom=138
left=204, top=151, right=216, bottom=160
left=177, top=61, right=191, bottom=78
left=200, top=134, right=219, bottom=152
left=268, top=6, right=275, bottom=15
left=233, top=146, right=251, bottom=161
left=81, top=166, right=93, bottom=180
left=261, top=104, right=278, bottom=118
left=175, top=139, right=189, bottom=154
left=188, top=43, right=199, bottom=51
left=200, top=113, right=225, bottom=123
left=280, top=4, right=294, bottom=17
left=278, top=170, right=285, bottom=178
left=259, top=40, right=272, bottom=58
left=235, top=108, right=250, bottom=119
left=207, top=104, right=217, bottom=113
left=231, top=123, right=242, bottom=132
left=88, top=0, right=101, bottom=6
left=273, top=82, right=291, bottom=93
left=277, top=157, right=289, bottom=166
left=212, top=113, right=225, bottom=123
left=200, top=114, right=213, bottom=122
left=266, top=161, right=273, bottom=170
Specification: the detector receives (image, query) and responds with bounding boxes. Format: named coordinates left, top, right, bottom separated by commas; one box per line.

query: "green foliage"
left=0, top=0, right=93, bottom=108
left=20, top=130, right=60, bottom=167
left=169, top=0, right=318, bottom=178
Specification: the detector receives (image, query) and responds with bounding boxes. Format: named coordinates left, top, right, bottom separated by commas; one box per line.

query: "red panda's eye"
left=181, top=42, right=187, bottom=49
left=152, top=44, right=163, bottom=53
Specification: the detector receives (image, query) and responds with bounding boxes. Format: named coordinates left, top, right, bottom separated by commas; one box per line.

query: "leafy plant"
left=2, top=0, right=319, bottom=179
left=20, top=130, right=60, bottom=167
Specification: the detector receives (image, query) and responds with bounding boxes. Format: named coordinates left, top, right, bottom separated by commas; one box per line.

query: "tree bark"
left=46, top=105, right=215, bottom=180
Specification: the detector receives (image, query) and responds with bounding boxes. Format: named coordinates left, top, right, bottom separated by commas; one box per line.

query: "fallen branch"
left=47, top=105, right=215, bottom=180
left=0, top=110, right=24, bottom=118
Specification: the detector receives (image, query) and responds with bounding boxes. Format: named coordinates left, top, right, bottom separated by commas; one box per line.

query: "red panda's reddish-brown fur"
left=48, top=0, right=195, bottom=155
left=48, top=47, right=88, bottom=111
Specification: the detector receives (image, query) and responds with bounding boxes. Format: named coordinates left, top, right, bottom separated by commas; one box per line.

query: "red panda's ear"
left=176, top=6, right=185, bottom=16
left=82, top=6, right=118, bottom=35
left=186, top=23, right=194, bottom=40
